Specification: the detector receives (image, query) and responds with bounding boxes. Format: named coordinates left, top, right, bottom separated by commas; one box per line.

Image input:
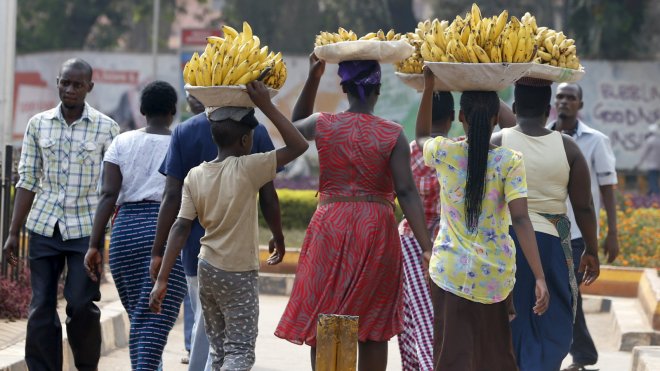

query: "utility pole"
left=152, top=0, right=161, bottom=79
left=0, top=0, right=17, bottom=249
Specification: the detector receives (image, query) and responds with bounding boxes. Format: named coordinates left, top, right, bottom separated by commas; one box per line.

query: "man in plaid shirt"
left=3, top=58, right=119, bottom=370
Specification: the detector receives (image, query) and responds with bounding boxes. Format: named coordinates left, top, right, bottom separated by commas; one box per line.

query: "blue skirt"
left=509, top=228, right=573, bottom=371
left=109, top=202, right=187, bottom=371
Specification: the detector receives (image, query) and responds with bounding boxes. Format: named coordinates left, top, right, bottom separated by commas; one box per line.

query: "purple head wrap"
left=337, top=60, right=381, bottom=102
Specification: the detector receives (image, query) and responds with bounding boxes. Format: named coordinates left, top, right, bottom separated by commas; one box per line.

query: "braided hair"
left=460, top=91, right=500, bottom=232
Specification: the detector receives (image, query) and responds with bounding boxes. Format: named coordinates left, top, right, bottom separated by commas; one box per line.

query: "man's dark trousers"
left=569, top=238, right=599, bottom=365
left=25, top=225, right=101, bottom=371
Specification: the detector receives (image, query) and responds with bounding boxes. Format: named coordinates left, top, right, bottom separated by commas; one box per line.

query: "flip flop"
left=561, top=363, right=599, bottom=371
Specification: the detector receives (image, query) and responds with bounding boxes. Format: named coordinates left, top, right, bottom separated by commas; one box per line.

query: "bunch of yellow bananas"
left=394, top=29, right=425, bottom=74
left=419, top=3, right=537, bottom=64
left=314, top=27, right=400, bottom=46
left=359, top=29, right=401, bottom=41
left=534, top=27, right=581, bottom=69
left=182, top=21, right=287, bottom=89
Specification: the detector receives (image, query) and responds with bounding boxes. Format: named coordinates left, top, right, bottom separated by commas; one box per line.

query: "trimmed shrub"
left=259, top=189, right=404, bottom=230
left=0, top=266, right=31, bottom=319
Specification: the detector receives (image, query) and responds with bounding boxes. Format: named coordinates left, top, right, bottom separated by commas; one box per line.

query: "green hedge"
left=259, top=189, right=404, bottom=230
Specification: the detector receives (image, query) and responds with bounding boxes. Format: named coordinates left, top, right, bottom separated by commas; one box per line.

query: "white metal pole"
left=0, top=0, right=17, bottom=248
left=152, top=0, right=161, bottom=79
left=1, top=0, right=17, bottom=151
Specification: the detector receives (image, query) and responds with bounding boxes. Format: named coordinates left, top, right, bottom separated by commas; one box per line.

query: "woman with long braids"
left=416, top=68, right=549, bottom=371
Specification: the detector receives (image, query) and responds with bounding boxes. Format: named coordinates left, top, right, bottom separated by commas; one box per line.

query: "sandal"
left=561, top=363, right=599, bottom=371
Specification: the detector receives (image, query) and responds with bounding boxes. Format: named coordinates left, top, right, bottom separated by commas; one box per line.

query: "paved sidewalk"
left=2, top=276, right=634, bottom=371
left=100, top=294, right=632, bottom=371
left=99, top=294, right=402, bottom=371
left=0, top=275, right=123, bottom=370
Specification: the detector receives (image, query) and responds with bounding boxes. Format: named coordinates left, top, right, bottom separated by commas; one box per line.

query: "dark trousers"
left=569, top=238, right=599, bottom=365
left=26, top=226, right=101, bottom=371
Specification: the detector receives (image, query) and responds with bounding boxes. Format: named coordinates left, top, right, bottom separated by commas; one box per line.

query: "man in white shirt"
left=637, top=124, right=660, bottom=195
left=549, top=83, right=619, bottom=371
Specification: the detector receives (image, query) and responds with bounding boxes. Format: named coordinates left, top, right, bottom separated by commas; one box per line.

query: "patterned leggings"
left=398, top=235, right=434, bottom=371
left=198, top=260, right=259, bottom=371
left=109, top=202, right=187, bottom=370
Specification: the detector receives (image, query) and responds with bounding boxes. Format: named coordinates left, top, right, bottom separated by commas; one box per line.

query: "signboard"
left=12, top=52, right=660, bottom=169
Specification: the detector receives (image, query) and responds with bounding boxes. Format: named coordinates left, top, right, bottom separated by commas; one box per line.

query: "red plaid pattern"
left=399, top=140, right=441, bottom=238
left=397, top=235, right=434, bottom=371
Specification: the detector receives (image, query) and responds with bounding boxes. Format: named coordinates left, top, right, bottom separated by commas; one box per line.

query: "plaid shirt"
left=399, top=140, right=441, bottom=238
left=17, top=103, right=119, bottom=240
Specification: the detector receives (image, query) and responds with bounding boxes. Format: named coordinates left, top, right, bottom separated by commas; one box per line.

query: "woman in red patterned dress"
left=275, top=55, right=433, bottom=370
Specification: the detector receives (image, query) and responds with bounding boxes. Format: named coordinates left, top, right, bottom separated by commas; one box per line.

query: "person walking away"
left=149, top=81, right=308, bottom=370
left=416, top=68, right=549, bottom=371
left=2, top=58, right=119, bottom=370
left=181, top=92, right=205, bottom=365
left=548, top=83, right=619, bottom=371
left=275, top=55, right=433, bottom=371
left=637, top=124, right=660, bottom=195
left=84, top=81, right=187, bottom=370
left=491, top=79, right=601, bottom=371
left=149, top=83, right=285, bottom=371
left=397, top=91, right=454, bottom=371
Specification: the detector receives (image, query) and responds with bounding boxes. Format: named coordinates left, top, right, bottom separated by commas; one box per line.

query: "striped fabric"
left=398, top=235, right=434, bottom=371
left=109, top=202, right=187, bottom=370
left=17, top=103, right=119, bottom=240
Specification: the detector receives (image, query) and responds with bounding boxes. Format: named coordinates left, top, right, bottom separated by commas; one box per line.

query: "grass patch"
left=258, top=227, right=307, bottom=248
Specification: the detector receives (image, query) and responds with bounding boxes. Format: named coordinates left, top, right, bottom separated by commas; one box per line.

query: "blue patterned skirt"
left=109, top=202, right=187, bottom=371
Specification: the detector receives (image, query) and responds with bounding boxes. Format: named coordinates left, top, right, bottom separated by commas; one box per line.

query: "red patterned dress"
left=275, top=112, right=405, bottom=346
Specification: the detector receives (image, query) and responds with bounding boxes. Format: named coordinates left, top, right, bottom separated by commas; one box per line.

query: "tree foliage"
left=566, top=0, right=647, bottom=59
left=427, top=0, right=653, bottom=60
left=16, top=0, right=177, bottom=53
left=15, top=0, right=657, bottom=60
left=222, top=0, right=417, bottom=54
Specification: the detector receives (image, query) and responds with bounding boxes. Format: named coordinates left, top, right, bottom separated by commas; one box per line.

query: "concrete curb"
left=0, top=272, right=294, bottom=371
left=631, top=346, right=660, bottom=371
left=0, top=293, right=129, bottom=371
left=259, top=273, right=296, bottom=296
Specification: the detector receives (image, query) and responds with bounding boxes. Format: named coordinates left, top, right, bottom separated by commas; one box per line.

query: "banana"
left=490, top=44, right=501, bottom=63
left=183, top=62, right=191, bottom=84
left=473, top=44, right=491, bottom=63
left=211, top=63, right=222, bottom=86
left=559, top=38, right=575, bottom=50
left=552, top=44, right=560, bottom=59
left=460, top=24, right=471, bottom=45
left=222, top=25, right=239, bottom=41
left=537, top=49, right=552, bottom=62
left=420, top=42, right=433, bottom=61
left=563, top=44, right=576, bottom=56
left=187, top=68, right=197, bottom=86
left=503, top=38, right=514, bottom=62
left=559, top=54, right=567, bottom=67
left=235, top=69, right=260, bottom=85
left=555, top=31, right=566, bottom=45
left=513, top=36, right=527, bottom=62
left=493, top=10, right=508, bottom=41
left=543, top=36, right=555, bottom=53
left=470, top=3, right=482, bottom=28
left=206, top=36, right=224, bottom=46
left=194, top=67, right=204, bottom=87
left=525, top=36, right=535, bottom=61
left=360, top=32, right=378, bottom=40
left=456, top=40, right=470, bottom=62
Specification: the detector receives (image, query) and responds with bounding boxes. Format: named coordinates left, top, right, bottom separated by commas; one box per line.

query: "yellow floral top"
left=423, top=137, right=528, bottom=304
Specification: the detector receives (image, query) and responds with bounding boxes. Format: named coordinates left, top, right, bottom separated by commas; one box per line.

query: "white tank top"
left=501, top=128, right=570, bottom=237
